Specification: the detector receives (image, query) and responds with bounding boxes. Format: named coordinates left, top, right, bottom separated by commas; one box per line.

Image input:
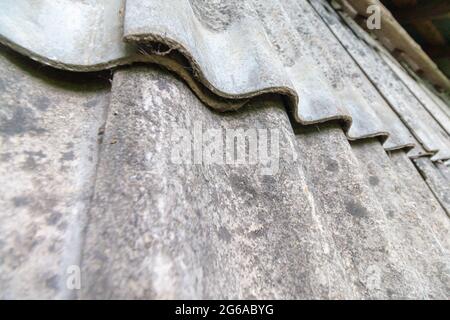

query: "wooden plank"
left=339, top=0, right=450, bottom=90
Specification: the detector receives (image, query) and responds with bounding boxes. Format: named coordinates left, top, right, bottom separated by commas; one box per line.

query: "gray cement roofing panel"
left=2, top=0, right=449, bottom=158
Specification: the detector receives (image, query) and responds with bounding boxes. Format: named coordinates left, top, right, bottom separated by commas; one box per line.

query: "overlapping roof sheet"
left=0, top=0, right=449, bottom=299
left=1, top=0, right=450, bottom=156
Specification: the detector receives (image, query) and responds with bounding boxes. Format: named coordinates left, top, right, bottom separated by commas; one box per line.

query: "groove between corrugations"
left=0, top=34, right=396, bottom=150
left=2, top=1, right=447, bottom=159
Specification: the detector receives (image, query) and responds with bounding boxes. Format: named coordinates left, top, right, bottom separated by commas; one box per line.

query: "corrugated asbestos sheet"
left=0, top=0, right=449, bottom=299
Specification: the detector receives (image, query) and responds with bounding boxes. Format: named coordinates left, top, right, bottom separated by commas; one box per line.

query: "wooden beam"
left=391, top=1, right=450, bottom=23
left=340, top=0, right=450, bottom=91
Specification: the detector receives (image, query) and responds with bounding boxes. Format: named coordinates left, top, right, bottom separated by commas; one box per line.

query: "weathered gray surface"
left=2, top=0, right=449, bottom=156
left=0, top=1, right=449, bottom=300
left=390, top=151, right=450, bottom=255
left=277, top=0, right=416, bottom=150
left=0, top=49, right=110, bottom=299
left=0, top=0, right=130, bottom=69
left=294, top=124, right=436, bottom=298
left=0, top=57, right=449, bottom=299
left=312, top=0, right=450, bottom=161
left=124, top=0, right=417, bottom=148
left=80, top=66, right=450, bottom=299
left=437, top=162, right=450, bottom=181
left=352, top=140, right=450, bottom=298
left=381, top=55, right=450, bottom=136
left=80, top=66, right=353, bottom=299
left=413, top=157, right=450, bottom=217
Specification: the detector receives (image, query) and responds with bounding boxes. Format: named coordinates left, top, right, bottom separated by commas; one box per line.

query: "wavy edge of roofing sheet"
left=331, top=5, right=450, bottom=138
left=335, top=0, right=450, bottom=91
left=310, top=0, right=450, bottom=161
left=1, top=0, right=449, bottom=159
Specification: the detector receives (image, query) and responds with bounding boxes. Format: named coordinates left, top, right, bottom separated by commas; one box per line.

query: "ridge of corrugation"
left=381, top=55, right=450, bottom=136
left=352, top=140, right=450, bottom=295
left=0, top=0, right=450, bottom=160
left=310, top=0, right=450, bottom=161
left=413, top=157, right=450, bottom=217
left=0, top=0, right=449, bottom=158
left=75, top=66, right=450, bottom=299
left=1, top=42, right=450, bottom=299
